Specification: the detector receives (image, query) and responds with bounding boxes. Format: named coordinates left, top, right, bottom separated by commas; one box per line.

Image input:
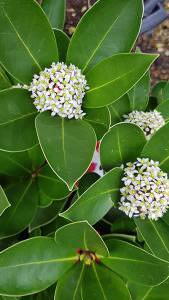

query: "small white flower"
left=123, top=111, right=165, bottom=140
left=119, top=158, right=169, bottom=220
left=28, top=62, right=89, bottom=119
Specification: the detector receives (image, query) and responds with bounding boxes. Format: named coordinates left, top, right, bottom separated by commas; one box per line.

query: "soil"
left=66, top=0, right=169, bottom=85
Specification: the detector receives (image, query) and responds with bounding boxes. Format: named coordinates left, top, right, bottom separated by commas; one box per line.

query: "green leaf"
left=38, top=190, right=53, bottom=208
left=108, top=94, right=131, bottom=126
left=128, top=72, right=150, bottom=111
left=55, top=264, right=83, bottom=300
left=141, top=122, right=169, bottom=172
left=0, top=180, right=38, bottom=239
left=84, top=107, right=111, bottom=140
left=30, top=199, right=66, bottom=232
left=85, top=54, right=157, bottom=108
left=36, top=112, right=96, bottom=190
left=128, top=279, right=169, bottom=300
left=0, top=186, right=10, bottom=217
left=23, top=285, right=55, bottom=300
left=78, top=173, right=100, bottom=196
left=0, top=88, right=38, bottom=151
left=135, top=218, right=169, bottom=263
left=152, top=81, right=169, bottom=104
left=0, top=296, right=19, bottom=300
left=103, top=233, right=137, bottom=244
left=0, top=65, right=11, bottom=90
left=162, top=82, right=169, bottom=102
left=0, top=0, right=58, bottom=84
left=60, top=168, right=123, bottom=225
left=42, top=216, right=70, bottom=237
left=38, top=165, right=70, bottom=200
left=100, top=123, right=146, bottom=171
left=144, top=278, right=169, bottom=300
left=67, top=0, right=143, bottom=72
left=55, top=221, right=108, bottom=258
left=157, top=100, right=169, bottom=122
left=128, top=282, right=153, bottom=300
left=0, top=237, right=74, bottom=296
left=54, top=29, right=69, bottom=62
left=82, top=264, right=131, bottom=300
left=0, top=145, right=44, bottom=177
left=42, top=0, right=66, bottom=29
left=27, top=145, right=45, bottom=171
left=102, top=239, right=169, bottom=286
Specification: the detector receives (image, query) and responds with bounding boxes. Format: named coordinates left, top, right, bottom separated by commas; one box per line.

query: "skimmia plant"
left=0, top=0, right=169, bottom=299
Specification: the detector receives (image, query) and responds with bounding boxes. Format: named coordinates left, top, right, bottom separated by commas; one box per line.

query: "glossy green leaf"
left=27, top=145, right=45, bottom=171
left=85, top=54, right=157, bottom=108
left=135, top=218, right=169, bottom=263
left=103, top=233, right=137, bottom=244
left=42, top=216, right=70, bottom=237
left=128, top=282, right=153, bottom=300
left=100, top=123, right=146, bottom=171
left=128, top=279, right=169, bottom=300
left=0, top=145, right=44, bottom=177
left=36, top=112, right=96, bottom=190
left=54, top=221, right=109, bottom=258
left=0, top=181, right=38, bottom=239
left=145, top=278, right=169, bottom=300
left=42, top=0, right=66, bottom=29
left=0, top=0, right=58, bottom=84
left=55, top=263, right=83, bottom=300
left=102, top=239, right=169, bottom=286
left=78, top=173, right=100, bottom=196
left=54, top=29, right=69, bottom=62
left=157, top=100, right=169, bottom=122
left=82, top=264, right=131, bottom=300
left=0, top=66, right=11, bottom=90
left=60, top=167, right=123, bottom=225
left=30, top=199, right=66, bottom=232
left=38, top=165, right=70, bottom=200
left=152, top=81, right=169, bottom=104
left=0, top=88, right=38, bottom=151
left=84, top=107, right=111, bottom=140
left=108, top=94, right=131, bottom=126
left=38, top=190, right=53, bottom=208
left=162, top=82, right=169, bottom=101
left=67, top=0, right=143, bottom=72
left=0, top=237, right=74, bottom=296
left=0, top=296, right=19, bottom=300
left=110, top=214, right=136, bottom=235
left=128, top=72, right=150, bottom=111
left=0, top=186, right=10, bottom=217
left=23, top=285, right=55, bottom=300
left=141, top=122, right=169, bottom=172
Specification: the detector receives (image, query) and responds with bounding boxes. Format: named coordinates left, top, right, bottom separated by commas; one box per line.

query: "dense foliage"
left=0, top=0, right=169, bottom=299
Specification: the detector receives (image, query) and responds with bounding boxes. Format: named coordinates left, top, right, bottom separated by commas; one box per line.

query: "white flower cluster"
left=119, top=158, right=169, bottom=220
left=29, top=62, right=89, bottom=119
left=123, top=110, right=165, bottom=140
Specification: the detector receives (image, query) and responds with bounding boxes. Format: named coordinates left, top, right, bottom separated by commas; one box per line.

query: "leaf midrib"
left=82, top=1, right=129, bottom=73
left=92, top=264, right=108, bottom=300
left=3, top=9, right=42, bottom=71
left=0, top=111, right=37, bottom=126
left=105, top=256, right=164, bottom=266
left=2, top=180, right=32, bottom=229
left=87, top=67, right=141, bottom=94
left=0, top=256, right=77, bottom=270
left=0, top=155, right=31, bottom=175
left=150, top=220, right=169, bottom=257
